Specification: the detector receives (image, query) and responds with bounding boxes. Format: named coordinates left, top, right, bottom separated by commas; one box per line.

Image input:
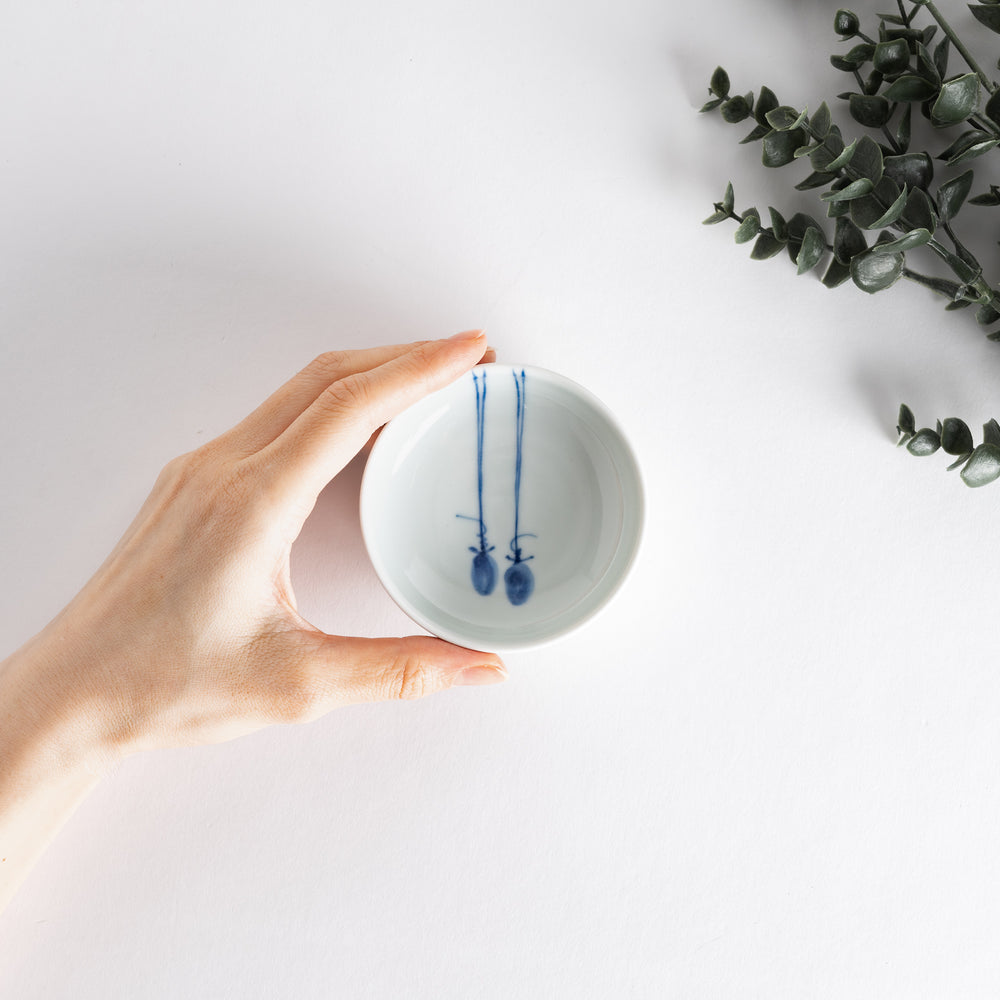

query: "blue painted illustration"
left=504, top=369, right=535, bottom=606
left=456, top=370, right=497, bottom=595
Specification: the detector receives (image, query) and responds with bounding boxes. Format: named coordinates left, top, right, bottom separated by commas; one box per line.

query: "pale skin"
left=0, top=330, right=505, bottom=913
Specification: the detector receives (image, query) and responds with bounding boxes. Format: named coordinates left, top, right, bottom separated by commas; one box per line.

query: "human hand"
left=7, top=332, right=506, bottom=763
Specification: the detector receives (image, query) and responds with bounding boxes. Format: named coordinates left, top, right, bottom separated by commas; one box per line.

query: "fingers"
left=256, top=331, right=489, bottom=506
left=219, top=342, right=432, bottom=456
left=310, top=634, right=508, bottom=710
left=263, top=632, right=507, bottom=723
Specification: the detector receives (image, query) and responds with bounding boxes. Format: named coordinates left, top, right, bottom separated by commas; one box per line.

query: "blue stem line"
left=476, top=371, right=487, bottom=551
left=457, top=370, right=497, bottom=596
left=504, top=369, right=535, bottom=606
left=511, top=370, right=525, bottom=560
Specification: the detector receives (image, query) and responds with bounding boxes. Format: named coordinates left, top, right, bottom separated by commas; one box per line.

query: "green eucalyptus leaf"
left=823, top=137, right=859, bottom=172
left=762, top=128, right=807, bottom=167
left=870, top=228, right=932, bottom=253
left=808, top=125, right=844, bottom=168
left=883, top=75, right=939, bottom=102
left=984, top=418, right=1000, bottom=447
left=700, top=98, right=724, bottom=113
left=820, top=177, right=875, bottom=202
left=901, top=271, right=963, bottom=298
left=933, top=35, right=950, bottom=80
left=941, top=417, right=974, bottom=454
left=795, top=170, right=839, bottom=191
left=721, top=96, right=751, bottom=123
left=796, top=227, right=826, bottom=274
left=895, top=103, right=912, bottom=151
left=849, top=93, right=891, bottom=128
left=739, top=123, right=771, bottom=144
left=901, top=187, right=936, bottom=232
left=872, top=182, right=910, bottom=228
left=765, top=105, right=808, bottom=131
left=851, top=176, right=904, bottom=229
left=703, top=209, right=730, bottom=224
left=834, top=216, right=868, bottom=263
left=753, top=86, right=779, bottom=126
left=874, top=38, right=910, bottom=76
left=968, top=185, right=1000, bottom=206
left=985, top=88, right=1000, bottom=128
left=931, top=73, right=980, bottom=126
left=961, top=443, right=1000, bottom=486
left=822, top=257, right=853, bottom=287
left=734, top=209, right=761, bottom=243
left=786, top=213, right=826, bottom=244
left=834, top=9, right=860, bottom=36
left=938, top=129, right=992, bottom=161
left=851, top=248, right=905, bottom=292
left=907, top=428, right=941, bottom=455
left=750, top=232, right=786, bottom=259
left=915, top=42, right=941, bottom=86
left=883, top=152, right=933, bottom=191
left=970, top=4, right=1000, bottom=33
left=936, top=169, right=974, bottom=223
left=710, top=67, right=731, bottom=99
left=948, top=138, right=998, bottom=165
left=839, top=43, right=875, bottom=70
left=851, top=135, right=884, bottom=183
left=769, top=206, right=788, bottom=241
left=864, top=69, right=884, bottom=96
left=811, top=102, right=832, bottom=138
left=977, top=302, right=1000, bottom=325
left=723, top=182, right=735, bottom=214
left=897, top=403, right=916, bottom=437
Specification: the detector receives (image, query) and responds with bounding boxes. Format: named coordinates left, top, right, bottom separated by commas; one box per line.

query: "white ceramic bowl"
left=360, top=364, right=643, bottom=651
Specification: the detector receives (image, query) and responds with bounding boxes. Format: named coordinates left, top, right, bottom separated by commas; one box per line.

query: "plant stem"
left=896, top=0, right=911, bottom=26
left=921, top=1, right=997, bottom=94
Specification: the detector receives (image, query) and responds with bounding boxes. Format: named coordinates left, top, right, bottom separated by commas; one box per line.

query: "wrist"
left=0, top=635, right=118, bottom=913
left=0, top=632, right=124, bottom=782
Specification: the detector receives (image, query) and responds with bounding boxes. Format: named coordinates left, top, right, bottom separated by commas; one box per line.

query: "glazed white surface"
left=2, top=0, right=999, bottom=996
left=360, top=365, right=643, bottom=650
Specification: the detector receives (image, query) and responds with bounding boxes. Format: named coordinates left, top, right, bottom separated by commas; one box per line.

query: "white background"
left=3, top=0, right=1000, bottom=996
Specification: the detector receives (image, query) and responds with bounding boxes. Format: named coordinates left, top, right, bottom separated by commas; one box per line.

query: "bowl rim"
left=359, top=362, right=645, bottom=652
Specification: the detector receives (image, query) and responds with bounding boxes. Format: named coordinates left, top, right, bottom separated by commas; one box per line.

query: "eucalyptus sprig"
left=701, top=1, right=1000, bottom=486
left=897, top=404, right=1000, bottom=486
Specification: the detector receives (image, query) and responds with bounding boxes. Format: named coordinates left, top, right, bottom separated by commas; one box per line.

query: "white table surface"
left=3, top=0, right=1000, bottom=996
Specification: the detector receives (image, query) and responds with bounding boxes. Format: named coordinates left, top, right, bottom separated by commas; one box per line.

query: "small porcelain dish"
left=360, top=364, right=643, bottom=651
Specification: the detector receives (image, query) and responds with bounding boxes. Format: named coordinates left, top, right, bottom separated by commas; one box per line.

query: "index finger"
left=255, top=330, right=488, bottom=505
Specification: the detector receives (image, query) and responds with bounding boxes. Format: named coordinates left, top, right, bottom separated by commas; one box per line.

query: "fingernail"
left=448, top=329, right=486, bottom=342
left=454, top=663, right=508, bottom=686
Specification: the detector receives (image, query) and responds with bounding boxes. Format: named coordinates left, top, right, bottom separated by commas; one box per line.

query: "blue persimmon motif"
left=456, top=370, right=497, bottom=595
left=504, top=369, right=535, bottom=606
left=457, top=368, right=536, bottom=604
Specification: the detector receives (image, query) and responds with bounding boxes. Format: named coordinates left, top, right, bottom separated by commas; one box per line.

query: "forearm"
left=0, top=637, right=114, bottom=913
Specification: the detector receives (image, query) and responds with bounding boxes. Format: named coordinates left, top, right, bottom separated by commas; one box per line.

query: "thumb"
left=307, top=634, right=508, bottom=707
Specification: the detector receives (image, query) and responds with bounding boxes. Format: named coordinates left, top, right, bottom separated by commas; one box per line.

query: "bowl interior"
left=360, top=364, right=643, bottom=650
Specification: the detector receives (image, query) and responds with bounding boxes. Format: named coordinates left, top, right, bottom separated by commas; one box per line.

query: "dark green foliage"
left=701, top=2, right=1000, bottom=491
left=834, top=9, right=859, bottom=37
left=898, top=407, right=1000, bottom=486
